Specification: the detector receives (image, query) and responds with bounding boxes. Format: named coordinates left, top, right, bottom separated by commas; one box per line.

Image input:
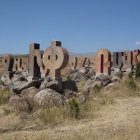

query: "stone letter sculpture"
left=12, top=58, right=22, bottom=72
left=71, top=57, right=78, bottom=70
left=43, top=41, right=69, bottom=90
left=96, top=49, right=111, bottom=75
left=81, top=57, right=91, bottom=68
left=122, top=51, right=133, bottom=71
left=113, top=52, right=123, bottom=72
left=2, top=55, right=14, bottom=78
left=133, top=49, right=139, bottom=65
left=29, top=43, right=44, bottom=79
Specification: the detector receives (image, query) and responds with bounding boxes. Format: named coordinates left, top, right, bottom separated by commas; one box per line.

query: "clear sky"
left=0, top=0, right=140, bottom=54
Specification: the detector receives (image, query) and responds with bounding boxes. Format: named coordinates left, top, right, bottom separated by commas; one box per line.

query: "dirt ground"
left=0, top=97, right=140, bottom=140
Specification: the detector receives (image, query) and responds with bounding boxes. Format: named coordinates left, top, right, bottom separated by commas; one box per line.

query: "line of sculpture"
left=2, top=42, right=140, bottom=82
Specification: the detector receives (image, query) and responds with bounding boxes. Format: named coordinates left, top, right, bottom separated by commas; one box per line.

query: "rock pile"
left=0, top=65, right=132, bottom=112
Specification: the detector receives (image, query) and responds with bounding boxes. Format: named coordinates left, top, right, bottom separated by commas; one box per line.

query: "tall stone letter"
left=71, top=57, right=78, bottom=70
left=29, top=43, right=43, bottom=79
left=122, top=51, right=133, bottom=70
left=96, top=49, right=111, bottom=75
left=43, top=41, right=69, bottom=90
left=2, top=55, right=14, bottom=78
left=12, top=58, right=22, bottom=72
left=133, top=49, right=139, bottom=65
left=113, top=52, right=123, bottom=71
left=80, top=57, right=91, bottom=68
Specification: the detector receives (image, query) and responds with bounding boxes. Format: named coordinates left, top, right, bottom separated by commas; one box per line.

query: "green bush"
left=68, top=98, right=80, bottom=119
left=135, top=62, right=140, bottom=79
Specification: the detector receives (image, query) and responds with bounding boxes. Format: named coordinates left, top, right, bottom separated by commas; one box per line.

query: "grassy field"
left=0, top=78, right=140, bottom=140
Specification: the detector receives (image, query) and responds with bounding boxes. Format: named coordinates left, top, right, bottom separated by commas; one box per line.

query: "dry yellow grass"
left=0, top=79, right=140, bottom=140
left=0, top=97, right=140, bottom=140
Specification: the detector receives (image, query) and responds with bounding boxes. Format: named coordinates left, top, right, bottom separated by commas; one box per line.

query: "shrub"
left=68, top=98, right=80, bottom=119
left=125, top=76, right=137, bottom=90
left=67, top=75, right=72, bottom=81
left=93, top=85, right=102, bottom=93
left=136, top=62, right=140, bottom=79
left=0, top=88, right=10, bottom=105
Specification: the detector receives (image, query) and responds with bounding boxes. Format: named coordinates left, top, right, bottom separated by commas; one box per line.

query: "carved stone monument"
left=81, top=57, right=90, bottom=68
left=3, top=55, right=14, bottom=78
left=71, top=57, right=78, bottom=70
left=96, top=49, right=111, bottom=75
left=43, top=41, right=69, bottom=90
left=133, top=49, right=139, bottom=65
left=29, top=43, right=43, bottom=79
left=122, top=51, right=133, bottom=71
left=113, top=52, right=123, bottom=72
left=12, top=58, right=22, bottom=72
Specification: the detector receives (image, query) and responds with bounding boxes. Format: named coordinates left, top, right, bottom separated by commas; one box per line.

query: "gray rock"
left=62, top=80, right=77, bottom=91
left=40, top=78, right=60, bottom=92
left=8, top=94, right=30, bottom=112
left=96, top=74, right=111, bottom=87
left=84, top=78, right=102, bottom=90
left=67, top=69, right=78, bottom=74
left=34, top=88, right=63, bottom=107
left=11, top=74, right=27, bottom=83
left=21, top=71, right=29, bottom=77
left=69, top=71, right=82, bottom=82
left=83, top=69, right=95, bottom=80
left=111, top=76, right=120, bottom=83
left=113, top=71, right=123, bottom=79
left=21, top=87, right=39, bottom=106
left=79, top=67, right=88, bottom=74
left=1, top=75, right=12, bottom=86
left=105, top=83, right=115, bottom=89
left=63, top=89, right=76, bottom=99
left=10, top=80, right=41, bottom=94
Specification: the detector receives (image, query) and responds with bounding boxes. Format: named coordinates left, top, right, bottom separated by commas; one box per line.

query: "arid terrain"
left=0, top=79, right=140, bottom=140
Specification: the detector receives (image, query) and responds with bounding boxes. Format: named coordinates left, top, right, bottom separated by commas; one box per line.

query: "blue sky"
left=0, top=0, right=140, bottom=54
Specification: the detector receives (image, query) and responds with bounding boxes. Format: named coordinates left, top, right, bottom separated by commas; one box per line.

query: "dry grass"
left=0, top=79, right=140, bottom=140
left=0, top=88, right=10, bottom=105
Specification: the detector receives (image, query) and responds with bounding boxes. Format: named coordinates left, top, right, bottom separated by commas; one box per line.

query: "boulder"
left=105, top=83, right=115, bottom=89
left=113, top=71, right=123, bottom=79
left=69, top=71, right=82, bottom=82
left=21, top=87, right=39, bottom=106
left=79, top=67, right=88, bottom=74
left=62, top=80, right=77, bottom=91
left=84, top=78, right=102, bottom=90
left=111, top=76, right=120, bottom=83
left=8, top=94, right=30, bottom=112
left=96, top=74, right=111, bottom=87
left=63, top=89, right=76, bottom=99
left=84, top=68, right=96, bottom=80
left=40, top=79, right=60, bottom=91
left=11, top=74, right=27, bottom=83
left=10, top=80, right=41, bottom=94
left=34, top=88, right=63, bottom=107
left=1, top=75, right=12, bottom=86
